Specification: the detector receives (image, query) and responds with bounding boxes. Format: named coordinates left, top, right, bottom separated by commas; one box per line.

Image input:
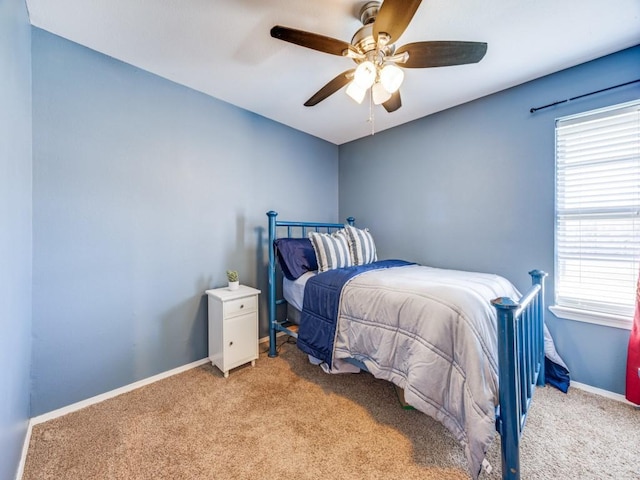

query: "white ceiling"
left=26, top=0, right=640, bottom=145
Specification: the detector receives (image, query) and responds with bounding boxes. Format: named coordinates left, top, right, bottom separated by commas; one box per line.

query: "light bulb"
left=380, top=63, right=404, bottom=94
left=346, top=81, right=366, bottom=104
left=372, top=82, right=391, bottom=105
left=353, top=61, right=376, bottom=89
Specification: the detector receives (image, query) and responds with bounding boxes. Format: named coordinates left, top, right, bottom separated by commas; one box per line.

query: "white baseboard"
left=570, top=381, right=638, bottom=406
left=18, top=337, right=282, bottom=477
left=31, top=337, right=278, bottom=427
left=30, top=357, right=210, bottom=426
left=18, top=357, right=210, bottom=479
left=15, top=419, right=33, bottom=480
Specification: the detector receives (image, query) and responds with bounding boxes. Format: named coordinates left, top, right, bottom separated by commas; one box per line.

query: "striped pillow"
left=308, top=230, right=353, bottom=272
left=344, top=225, right=377, bottom=266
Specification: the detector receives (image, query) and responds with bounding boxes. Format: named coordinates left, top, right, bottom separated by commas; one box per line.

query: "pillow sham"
left=274, top=238, right=318, bottom=280
left=308, top=230, right=353, bottom=272
left=343, top=224, right=377, bottom=266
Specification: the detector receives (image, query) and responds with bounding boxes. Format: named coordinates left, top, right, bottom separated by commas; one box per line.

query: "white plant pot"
left=228, top=281, right=239, bottom=291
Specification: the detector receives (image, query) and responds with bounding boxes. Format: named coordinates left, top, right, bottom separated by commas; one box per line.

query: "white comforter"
left=332, top=264, right=521, bottom=478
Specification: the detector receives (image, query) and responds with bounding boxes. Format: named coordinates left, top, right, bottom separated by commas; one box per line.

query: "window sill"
left=549, top=305, right=632, bottom=330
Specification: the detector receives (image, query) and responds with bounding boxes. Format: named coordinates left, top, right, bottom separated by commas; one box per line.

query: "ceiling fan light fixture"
left=372, top=82, right=392, bottom=105
left=353, top=61, right=376, bottom=89
left=271, top=0, right=488, bottom=114
left=379, top=63, right=404, bottom=93
left=346, top=81, right=367, bottom=104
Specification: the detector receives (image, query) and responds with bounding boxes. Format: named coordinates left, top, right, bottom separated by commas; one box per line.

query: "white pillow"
left=308, top=230, right=352, bottom=272
left=343, top=225, right=377, bottom=266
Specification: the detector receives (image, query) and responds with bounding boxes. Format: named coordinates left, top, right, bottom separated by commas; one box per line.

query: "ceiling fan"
left=270, top=0, right=487, bottom=113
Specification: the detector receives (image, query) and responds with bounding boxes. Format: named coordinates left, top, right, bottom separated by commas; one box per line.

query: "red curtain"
left=626, top=269, right=640, bottom=404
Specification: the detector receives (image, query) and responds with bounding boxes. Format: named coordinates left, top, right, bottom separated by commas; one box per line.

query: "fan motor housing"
left=351, top=24, right=377, bottom=54
left=351, top=2, right=394, bottom=60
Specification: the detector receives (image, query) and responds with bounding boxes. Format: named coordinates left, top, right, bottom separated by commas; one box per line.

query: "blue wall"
left=31, top=29, right=339, bottom=415
left=339, top=45, right=640, bottom=394
left=6, top=13, right=637, bottom=435
left=0, top=0, right=32, bottom=478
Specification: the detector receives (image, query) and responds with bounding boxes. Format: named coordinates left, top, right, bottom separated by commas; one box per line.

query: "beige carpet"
left=23, top=340, right=640, bottom=480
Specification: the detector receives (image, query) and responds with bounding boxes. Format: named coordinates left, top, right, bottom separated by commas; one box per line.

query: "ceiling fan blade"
left=304, top=69, right=355, bottom=106
left=271, top=25, right=353, bottom=56
left=396, top=41, right=488, bottom=68
left=382, top=90, right=402, bottom=113
left=373, top=0, right=422, bottom=43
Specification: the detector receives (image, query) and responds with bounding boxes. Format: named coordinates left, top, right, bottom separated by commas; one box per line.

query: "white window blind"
left=555, top=100, right=640, bottom=324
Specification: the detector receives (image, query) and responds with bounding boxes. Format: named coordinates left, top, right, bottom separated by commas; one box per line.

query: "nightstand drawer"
left=224, top=296, right=257, bottom=318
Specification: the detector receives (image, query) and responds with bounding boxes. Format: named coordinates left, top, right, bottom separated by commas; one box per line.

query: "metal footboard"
left=492, top=270, right=547, bottom=480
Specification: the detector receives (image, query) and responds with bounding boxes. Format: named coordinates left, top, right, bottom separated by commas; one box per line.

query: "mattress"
left=282, top=271, right=314, bottom=312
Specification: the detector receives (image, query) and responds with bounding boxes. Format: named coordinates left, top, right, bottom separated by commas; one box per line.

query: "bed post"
left=492, top=296, right=521, bottom=480
left=529, top=269, right=547, bottom=387
left=267, top=211, right=278, bottom=357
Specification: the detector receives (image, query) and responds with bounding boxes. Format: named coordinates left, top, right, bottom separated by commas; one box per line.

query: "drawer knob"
left=240, top=304, right=244, bottom=309
left=229, top=341, right=233, bottom=346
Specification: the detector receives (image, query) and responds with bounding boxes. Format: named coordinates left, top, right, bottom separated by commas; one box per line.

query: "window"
left=552, top=100, right=640, bottom=330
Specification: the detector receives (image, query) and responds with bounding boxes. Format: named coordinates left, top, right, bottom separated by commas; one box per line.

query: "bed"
left=266, top=210, right=546, bottom=480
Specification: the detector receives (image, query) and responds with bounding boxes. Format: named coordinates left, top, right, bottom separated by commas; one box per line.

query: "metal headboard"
left=266, top=210, right=354, bottom=357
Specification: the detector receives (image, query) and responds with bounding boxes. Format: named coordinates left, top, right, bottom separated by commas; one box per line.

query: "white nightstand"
left=205, top=285, right=261, bottom=378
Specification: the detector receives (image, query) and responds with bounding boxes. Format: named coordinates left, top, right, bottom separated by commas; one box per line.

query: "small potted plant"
left=226, top=270, right=239, bottom=291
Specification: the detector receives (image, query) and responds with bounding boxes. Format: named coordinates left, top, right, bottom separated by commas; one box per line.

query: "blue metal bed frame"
left=266, top=210, right=547, bottom=480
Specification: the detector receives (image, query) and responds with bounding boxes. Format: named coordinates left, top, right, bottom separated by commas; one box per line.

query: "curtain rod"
left=529, top=79, right=640, bottom=113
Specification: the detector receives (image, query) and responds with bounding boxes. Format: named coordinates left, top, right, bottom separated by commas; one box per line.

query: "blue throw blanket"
left=297, top=260, right=413, bottom=364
